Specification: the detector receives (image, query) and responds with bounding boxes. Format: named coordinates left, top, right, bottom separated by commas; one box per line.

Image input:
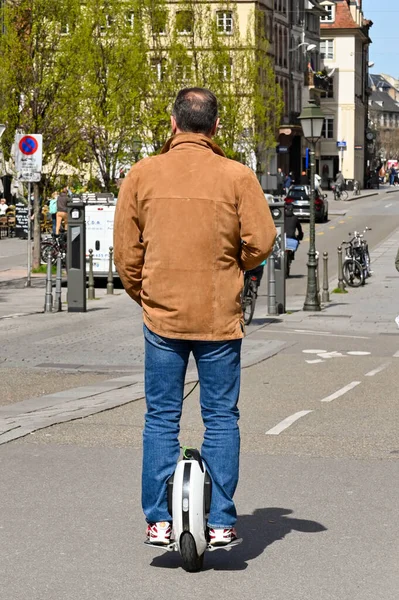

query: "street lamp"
left=132, top=139, right=141, bottom=163
left=299, top=100, right=325, bottom=312
left=289, top=42, right=317, bottom=53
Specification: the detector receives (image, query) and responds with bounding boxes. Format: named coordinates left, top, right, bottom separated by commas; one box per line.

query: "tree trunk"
left=32, top=182, right=41, bottom=269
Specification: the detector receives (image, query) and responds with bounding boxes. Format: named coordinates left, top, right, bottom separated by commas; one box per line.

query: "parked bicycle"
left=41, top=231, right=67, bottom=267
left=332, top=184, right=349, bottom=201
left=342, top=228, right=372, bottom=287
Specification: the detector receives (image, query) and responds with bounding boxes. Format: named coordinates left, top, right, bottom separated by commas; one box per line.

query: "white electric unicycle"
left=145, top=447, right=241, bottom=572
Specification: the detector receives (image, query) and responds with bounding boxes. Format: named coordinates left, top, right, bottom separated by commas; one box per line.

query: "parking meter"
left=67, top=199, right=86, bottom=312
left=269, top=202, right=286, bottom=314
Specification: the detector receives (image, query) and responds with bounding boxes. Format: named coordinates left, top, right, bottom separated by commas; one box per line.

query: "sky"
left=363, top=0, right=399, bottom=78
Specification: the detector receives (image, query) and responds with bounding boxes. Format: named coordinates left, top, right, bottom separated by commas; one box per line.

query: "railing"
left=304, top=71, right=330, bottom=92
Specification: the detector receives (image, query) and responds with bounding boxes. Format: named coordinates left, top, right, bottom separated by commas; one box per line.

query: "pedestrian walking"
left=48, top=192, right=58, bottom=235
left=114, top=87, right=276, bottom=547
left=284, top=172, right=292, bottom=194
left=276, top=167, right=285, bottom=197
left=300, top=171, right=309, bottom=185
left=55, top=187, right=69, bottom=235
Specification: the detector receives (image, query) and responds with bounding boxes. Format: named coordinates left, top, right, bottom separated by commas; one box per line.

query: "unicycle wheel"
left=180, top=532, right=204, bottom=572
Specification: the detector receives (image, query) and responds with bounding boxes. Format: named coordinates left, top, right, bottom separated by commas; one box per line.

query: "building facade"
left=319, top=0, right=372, bottom=187
left=368, top=74, right=399, bottom=166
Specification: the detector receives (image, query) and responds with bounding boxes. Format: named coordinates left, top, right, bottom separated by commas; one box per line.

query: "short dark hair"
left=172, top=88, right=218, bottom=135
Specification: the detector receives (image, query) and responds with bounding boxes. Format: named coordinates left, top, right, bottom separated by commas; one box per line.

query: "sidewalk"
left=283, top=227, right=399, bottom=335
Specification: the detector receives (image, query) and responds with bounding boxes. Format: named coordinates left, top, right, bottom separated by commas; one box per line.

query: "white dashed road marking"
left=294, top=330, right=370, bottom=340
left=393, top=351, right=399, bottom=358
left=365, top=363, right=390, bottom=377
left=347, top=351, right=371, bottom=356
left=265, top=329, right=370, bottom=340
left=306, top=359, right=324, bottom=364
left=266, top=411, right=313, bottom=435
left=320, top=381, right=361, bottom=403
left=302, top=349, right=327, bottom=354
left=385, top=203, right=393, bottom=208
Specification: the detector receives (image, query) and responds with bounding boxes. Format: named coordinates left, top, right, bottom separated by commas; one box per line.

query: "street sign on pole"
left=15, top=134, right=43, bottom=181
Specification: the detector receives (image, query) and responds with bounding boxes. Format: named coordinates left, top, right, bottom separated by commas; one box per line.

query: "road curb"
left=0, top=332, right=292, bottom=445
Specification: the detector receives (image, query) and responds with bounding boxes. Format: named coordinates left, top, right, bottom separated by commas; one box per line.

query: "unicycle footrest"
left=144, top=539, right=178, bottom=552
left=207, top=537, right=243, bottom=552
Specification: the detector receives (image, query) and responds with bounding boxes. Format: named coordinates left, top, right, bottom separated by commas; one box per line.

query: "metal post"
left=54, top=254, right=62, bottom=312
left=88, top=248, right=95, bottom=300
left=267, top=257, right=277, bottom=315
left=316, top=253, right=320, bottom=304
left=26, top=181, right=32, bottom=287
left=322, top=251, right=330, bottom=303
left=337, top=246, right=345, bottom=291
left=44, top=253, right=53, bottom=312
left=107, top=246, right=114, bottom=295
left=303, top=141, right=321, bottom=311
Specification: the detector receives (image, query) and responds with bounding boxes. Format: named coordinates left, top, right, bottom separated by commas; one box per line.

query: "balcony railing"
left=304, top=71, right=330, bottom=92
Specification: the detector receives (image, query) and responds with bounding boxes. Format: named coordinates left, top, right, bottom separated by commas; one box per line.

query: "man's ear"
left=171, top=115, right=177, bottom=135
left=209, top=117, right=220, bottom=137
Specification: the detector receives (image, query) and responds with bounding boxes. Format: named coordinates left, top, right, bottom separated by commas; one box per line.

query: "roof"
left=321, top=0, right=372, bottom=32
left=369, top=74, right=391, bottom=91
left=369, top=90, right=399, bottom=114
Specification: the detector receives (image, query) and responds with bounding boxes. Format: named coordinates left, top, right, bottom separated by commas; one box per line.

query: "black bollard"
left=88, top=248, right=95, bottom=300
left=107, top=247, right=114, bottom=295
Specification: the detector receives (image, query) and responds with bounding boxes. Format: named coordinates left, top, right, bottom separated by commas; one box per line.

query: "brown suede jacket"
left=113, top=133, right=276, bottom=340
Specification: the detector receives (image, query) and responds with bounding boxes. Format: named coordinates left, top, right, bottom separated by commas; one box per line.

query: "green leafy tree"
left=0, top=0, right=82, bottom=267
left=69, top=0, right=148, bottom=192
left=138, top=1, right=282, bottom=169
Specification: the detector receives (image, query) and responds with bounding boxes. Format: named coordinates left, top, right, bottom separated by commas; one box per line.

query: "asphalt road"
left=2, top=327, right=398, bottom=600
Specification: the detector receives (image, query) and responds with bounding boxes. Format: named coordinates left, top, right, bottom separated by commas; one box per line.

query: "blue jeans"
left=142, top=325, right=242, bottom=528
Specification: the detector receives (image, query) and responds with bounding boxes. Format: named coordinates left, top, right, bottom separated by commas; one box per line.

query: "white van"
left=84, top=194, right=117, bottom=278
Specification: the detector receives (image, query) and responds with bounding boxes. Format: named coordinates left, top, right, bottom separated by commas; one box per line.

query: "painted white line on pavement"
left=320, top=381, right=361, bottom=403
left=265, top=329, right=370, bottom=340
left=385, top=203, right=393, bottom=208
left=365, top=363, right=390, bottom=377
left=302, top=349, right=326, bottom=354
left=294, top=329, right=370, bottom=340
left=347, top=351, right=371, bottom=356
left=306, top=359, right=324, bottom=364
left=393, top=351, right=399, bottom=358
left=266, top=411, right=313, bottom=435
left=317, top=351, right=346, bottom=359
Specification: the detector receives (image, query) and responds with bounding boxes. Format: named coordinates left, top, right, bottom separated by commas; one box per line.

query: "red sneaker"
left=208, top=527, right=238, bottom=546
left=146, top=521, right=172, bottom=545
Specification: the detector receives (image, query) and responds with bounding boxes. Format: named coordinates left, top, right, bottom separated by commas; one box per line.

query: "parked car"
left=285, top=185, right=328, bottom=222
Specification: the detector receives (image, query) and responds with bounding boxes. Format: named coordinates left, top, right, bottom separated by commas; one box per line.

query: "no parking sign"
left=15, top=133, right=43, bottom=182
